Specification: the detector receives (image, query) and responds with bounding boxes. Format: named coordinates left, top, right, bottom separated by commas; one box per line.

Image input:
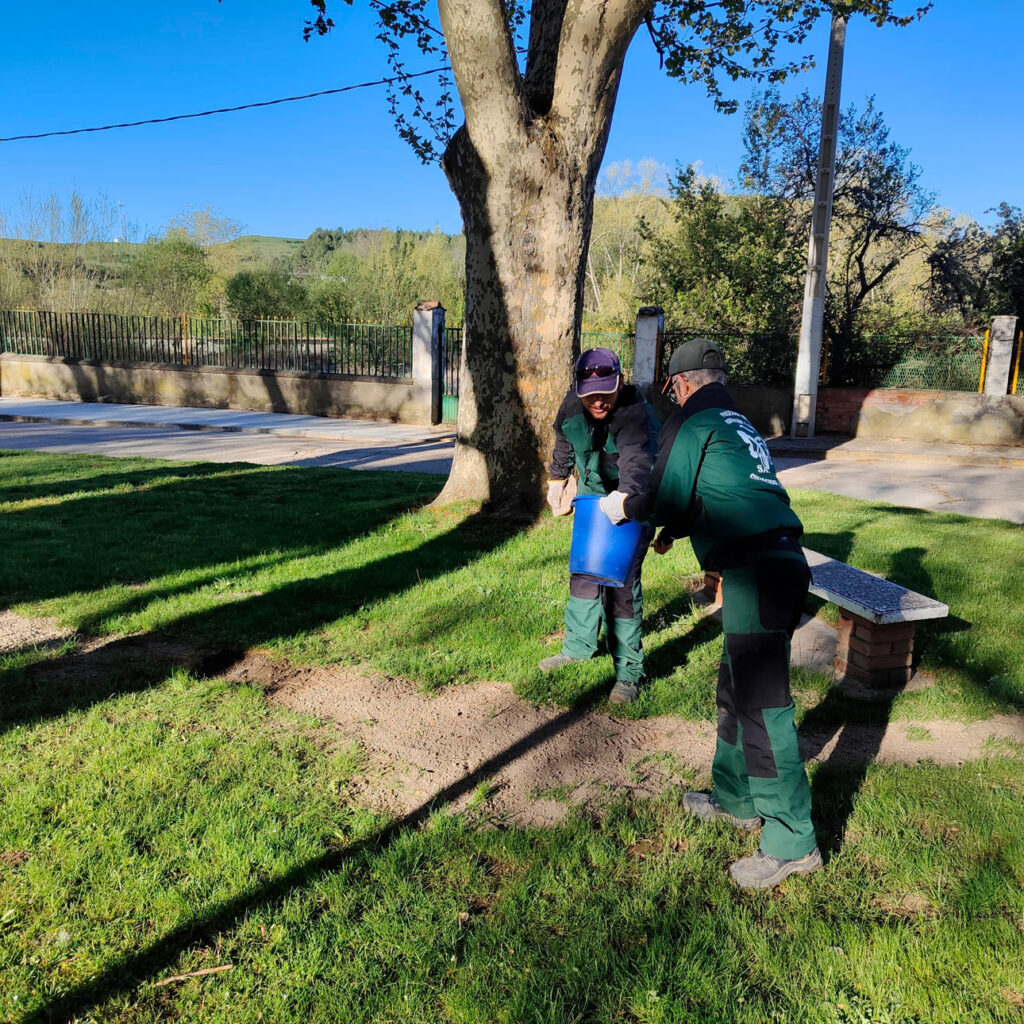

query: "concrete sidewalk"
left=0, top=397, right=454, bottom=445
left=1, top=397, right=1021, bottom=520
left=768, top=433, right=1024, bottom=469
left=4, top=396, right=1020, bottom=465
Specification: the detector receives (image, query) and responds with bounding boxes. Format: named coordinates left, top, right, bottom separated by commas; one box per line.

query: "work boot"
left=538, top=652, right=580, bottom=673
left=682, top=792, right=762, bottom=831
left=608, top=680, right=640, bottom=705
left=728, top=847, right=823, bottom=890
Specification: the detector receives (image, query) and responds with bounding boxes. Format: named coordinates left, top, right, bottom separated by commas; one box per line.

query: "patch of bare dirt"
left=871, top=892, right=937, bottom=919
left=230, top=651, right=715, bottom=827
left=0, top=609, right=74, bottom=654
left=5, top=609, right=1023, bottom=829
left=229, top=650, right=1024, bottom=828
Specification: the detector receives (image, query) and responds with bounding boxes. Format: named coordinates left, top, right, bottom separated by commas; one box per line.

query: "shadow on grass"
left=801, top=689, right=900, bottom=857
left=0, top=451, right=238, bottom=505
left=22, top=681, right=608, bottom=1024
left=0, top=457, right=440, bottom=606
left=0, top=506, right=536, bottom=735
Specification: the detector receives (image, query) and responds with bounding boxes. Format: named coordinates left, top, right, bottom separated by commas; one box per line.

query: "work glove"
left=653, top=530, right=675, bottom=555
left=546, top=476, right=576, bottom=517
left=598, top=489, right=629, bottom=525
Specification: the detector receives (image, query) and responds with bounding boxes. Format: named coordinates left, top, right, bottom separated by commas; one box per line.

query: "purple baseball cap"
left=574, top=347, right=621, bottom=397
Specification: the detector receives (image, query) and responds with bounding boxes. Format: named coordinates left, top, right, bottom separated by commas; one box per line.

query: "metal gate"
left=441, top=325, right=461, bottom=425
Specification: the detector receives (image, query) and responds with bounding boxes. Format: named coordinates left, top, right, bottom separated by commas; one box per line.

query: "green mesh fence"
left=582, top=330, right=635, bottom=379
left=836, top=334, right=984, bottom=392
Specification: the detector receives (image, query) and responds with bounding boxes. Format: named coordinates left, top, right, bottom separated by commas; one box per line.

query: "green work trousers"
left=560, top=529, right=652, bottom=684
left=711, top=544, right=816, bottom=860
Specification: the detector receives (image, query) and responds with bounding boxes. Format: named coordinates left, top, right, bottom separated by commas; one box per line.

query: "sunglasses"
left=576, top=365, right=618, bottom=380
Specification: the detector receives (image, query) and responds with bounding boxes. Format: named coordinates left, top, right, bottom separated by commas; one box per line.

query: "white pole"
left=791, top=14, right=846, bottom=437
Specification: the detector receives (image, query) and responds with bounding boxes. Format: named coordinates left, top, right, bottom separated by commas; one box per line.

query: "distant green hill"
left=227, top=235, right=305, bottom=264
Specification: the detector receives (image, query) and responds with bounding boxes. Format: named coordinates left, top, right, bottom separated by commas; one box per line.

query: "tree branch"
left=550, top=0, right=653, bottom=143
left=525, top=0, right=570, bottom=114
left=437, top=0, right=527, bottom=151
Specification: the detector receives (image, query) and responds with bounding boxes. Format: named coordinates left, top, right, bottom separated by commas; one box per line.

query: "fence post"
left=982, top=315, right=1020, bottom=395
left=633, top=306, right=663, bottom=398
left=412, top=300, right=445, bottom=425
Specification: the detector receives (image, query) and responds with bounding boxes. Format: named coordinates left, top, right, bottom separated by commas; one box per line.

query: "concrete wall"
left=0, top=355, right=430, bottom=424
left=649, top=382, right=794, bottom=436
left=817, top=387, right=1024, bottom=445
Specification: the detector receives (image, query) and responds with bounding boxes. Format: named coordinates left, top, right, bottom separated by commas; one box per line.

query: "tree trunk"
left=433, top=125, right=597, bottom=513
left=431, top=0, right=649, bottom=514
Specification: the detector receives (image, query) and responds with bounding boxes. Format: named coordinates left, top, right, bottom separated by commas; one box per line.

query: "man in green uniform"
left=541, top=347, right=659, bottom=705
left=623, top=337, right=820, bottom=888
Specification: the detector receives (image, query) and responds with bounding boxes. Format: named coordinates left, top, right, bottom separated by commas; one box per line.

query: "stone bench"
left=702, top=549, right=949, bottom=689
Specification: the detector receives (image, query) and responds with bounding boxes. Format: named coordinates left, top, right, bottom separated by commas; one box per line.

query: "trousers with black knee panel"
left=711, top=543, right=816, bottom=860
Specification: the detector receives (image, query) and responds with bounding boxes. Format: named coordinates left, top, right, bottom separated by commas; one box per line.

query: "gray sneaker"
left=728, top=847, right=823, bottom=889
left=608, top=680, right=640, bottom=705
left=682, top=792, right=762, bottom=831
left=538, top=652, right=580, bottom=673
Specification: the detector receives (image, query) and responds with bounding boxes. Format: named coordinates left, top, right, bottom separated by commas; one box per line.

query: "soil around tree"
left=3, top=609, right=1021, bottom=828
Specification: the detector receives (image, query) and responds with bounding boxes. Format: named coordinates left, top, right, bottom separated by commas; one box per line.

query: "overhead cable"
left=1, top=65, right=452, bottom=143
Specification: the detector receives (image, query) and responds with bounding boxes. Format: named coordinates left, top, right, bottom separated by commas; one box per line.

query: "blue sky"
left=2, top=1, right=1021, bottom=240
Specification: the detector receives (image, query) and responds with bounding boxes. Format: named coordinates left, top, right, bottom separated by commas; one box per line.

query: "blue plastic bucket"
left=569, top=494, right=646, bottom=587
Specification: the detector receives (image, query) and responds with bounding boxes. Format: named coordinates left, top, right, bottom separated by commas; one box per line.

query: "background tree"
left=225, top=266, right=307, bottom=320
left=923, top=214, right=992, bottom=324
left=986, top=203, right=1024, bottom=319
left=0, top=191, right=120, bottom=312
left=642, top=165, right=804, bottom=335
left=584, top=160, right=669, bottom=329
left=741, top=88, right=935, bottom=380
left=308, top=0, right=927, bottom=512
left=128, top=236, right=211, bottom=315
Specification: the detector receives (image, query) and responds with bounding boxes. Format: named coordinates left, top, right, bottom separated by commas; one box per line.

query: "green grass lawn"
left=2, top=449, right=1024, bottom=1023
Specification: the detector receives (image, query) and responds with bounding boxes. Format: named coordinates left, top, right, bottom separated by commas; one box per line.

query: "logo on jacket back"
left=720, top=411, right=774, bottom=476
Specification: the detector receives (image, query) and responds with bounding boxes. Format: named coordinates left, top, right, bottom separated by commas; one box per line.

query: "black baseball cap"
left=661, top=338, right=727, bottom=395
left=668, top=337, right=726, bottom=375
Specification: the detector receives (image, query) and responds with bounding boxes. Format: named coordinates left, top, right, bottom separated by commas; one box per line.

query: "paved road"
left=774, top=456, right=1024, bottom=524
left=1, top=398, right=1021, bottom=522
left=0, top=421, right=456, bottom=474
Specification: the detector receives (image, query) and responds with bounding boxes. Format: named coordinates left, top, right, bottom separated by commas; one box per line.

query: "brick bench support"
left=698, top=551, right=948, bottom=691
left=834, top=612, right=916, bottom=688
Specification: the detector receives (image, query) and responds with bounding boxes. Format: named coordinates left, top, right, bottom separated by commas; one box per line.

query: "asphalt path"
left=0, top=421, right=456, bottom=475
left=0, top=410, right=1021, bottom=523
left=773, top=456, right=1024, bottom=525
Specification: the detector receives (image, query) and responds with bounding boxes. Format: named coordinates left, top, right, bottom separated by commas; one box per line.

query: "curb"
left=768, top=443, right=1024, bottom=470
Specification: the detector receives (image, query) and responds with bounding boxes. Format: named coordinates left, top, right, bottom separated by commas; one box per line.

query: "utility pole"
left=790, top=14, right=846, bottom=437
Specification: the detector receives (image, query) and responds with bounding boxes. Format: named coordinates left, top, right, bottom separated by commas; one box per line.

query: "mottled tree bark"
left=432, top=0, right=650, bottom=512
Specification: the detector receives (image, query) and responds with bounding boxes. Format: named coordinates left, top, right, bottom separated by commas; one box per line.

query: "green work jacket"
left=550, top=385, right=659, bottom=498
left=634, top=382, right=802, bottom=570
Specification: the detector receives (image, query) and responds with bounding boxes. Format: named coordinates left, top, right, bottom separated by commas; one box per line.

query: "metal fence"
left=661, top=329, right=796, bottom=388
left=0, top=310, right=413, bottom=380
left=581, top=330, right=635, bottom=378
left=658, top=328, right=989, bottom=392
left=826, top=334, right=984, bottom=391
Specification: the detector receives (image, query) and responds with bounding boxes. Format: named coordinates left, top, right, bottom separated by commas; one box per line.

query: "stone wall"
left=0, top=355, right=429, bottom=424
left=817, top=387, right=1024, bottom=445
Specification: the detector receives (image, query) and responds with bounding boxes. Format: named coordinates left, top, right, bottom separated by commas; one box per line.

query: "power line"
left=1, top=65, right=452, bottom=143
